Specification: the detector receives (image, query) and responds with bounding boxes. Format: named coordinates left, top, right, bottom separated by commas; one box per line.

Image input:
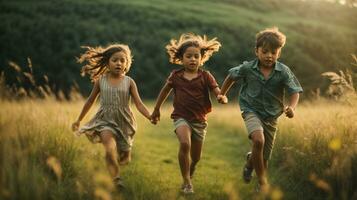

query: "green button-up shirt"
left=228, top=59, right=303, bottom=120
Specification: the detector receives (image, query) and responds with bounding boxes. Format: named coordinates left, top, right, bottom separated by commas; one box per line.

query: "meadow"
left=1, top=99, right=356, bottom=200
left=1, top=0, right=356, bottom=199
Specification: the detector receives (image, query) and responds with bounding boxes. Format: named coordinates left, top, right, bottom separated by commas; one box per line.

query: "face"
left=182, top=46, right=201, bottom=72
left=255, top=46, right=281, bottom=68
left=108, top=51, right=127, bottom=75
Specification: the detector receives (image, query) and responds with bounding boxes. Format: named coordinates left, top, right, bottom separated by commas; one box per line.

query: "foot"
left=119, top=156, right=131, bottom=165
left=119, top=152, right=131, bottom=165
left=113, top=177, right=125, bottom=189
left=243, top=152, right=253, bottom=183
left=181, top=184, right=194, bottom=194
left=255, top=183, right=270, bottom=194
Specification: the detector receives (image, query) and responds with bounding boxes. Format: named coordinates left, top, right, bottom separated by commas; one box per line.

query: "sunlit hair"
left=77, top=44, right=133, bottom=81
left=166, top=33, right=221, bottom=66
left=256, top=27, right=286, bottom=49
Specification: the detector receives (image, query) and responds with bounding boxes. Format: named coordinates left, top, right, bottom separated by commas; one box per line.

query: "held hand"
left=150, top=109, right=161, bottom=125
left=217, top=94, right=228, bottom=104
left=71, top=121, right=80, bottom=132
left=149, top=115, right=157, bottom=125
left=284, top=106, right=295, bottom=118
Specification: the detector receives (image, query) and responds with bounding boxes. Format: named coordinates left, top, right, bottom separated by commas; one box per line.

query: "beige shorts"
left=173, top=118, right=208, bottom=141
left=242, top=112, right=278, bottom=160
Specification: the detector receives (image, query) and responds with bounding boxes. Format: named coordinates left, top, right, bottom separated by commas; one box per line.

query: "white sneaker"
left=182, top=184, right=194, bottom=194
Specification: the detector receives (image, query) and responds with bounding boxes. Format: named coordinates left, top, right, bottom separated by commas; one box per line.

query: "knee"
left=103, top=143, right=117, bottom=159
left=251, top=132, right=265, bottom=149
left=105, top=151, right=117, bottom=164
left=179, top=142, right=191, bottom=153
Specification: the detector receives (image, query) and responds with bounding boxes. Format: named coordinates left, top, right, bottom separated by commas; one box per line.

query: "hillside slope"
left=0, top=0, right=356, bottom=98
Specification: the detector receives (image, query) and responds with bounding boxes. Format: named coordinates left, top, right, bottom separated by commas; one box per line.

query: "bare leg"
left=176, top=125, right=192, bottom=186
left=100, top=131, right=120, bottom=178
left=190, top=138, right=203, bottom=179
left=246, top=152, right=266, bottom=169
left=264, top=160, right=268, bottom=170
left=250, top=130, right=268, bottom=186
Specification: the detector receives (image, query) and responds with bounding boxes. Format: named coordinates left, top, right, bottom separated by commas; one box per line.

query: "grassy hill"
left=0, top=0, right=356, bottom=98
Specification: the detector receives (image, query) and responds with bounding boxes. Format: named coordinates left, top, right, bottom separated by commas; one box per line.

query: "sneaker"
left=243, top=152, right=253, bottom=183
left=182, top=184, right=194, bottom=194
left=113, top=177, right=125, bottom=189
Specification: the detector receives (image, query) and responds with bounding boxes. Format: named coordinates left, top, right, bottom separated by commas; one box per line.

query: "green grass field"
left=0, top=99, right=356, bottom=200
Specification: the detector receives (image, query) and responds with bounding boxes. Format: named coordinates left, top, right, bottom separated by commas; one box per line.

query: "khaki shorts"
left=242, top=112, right=278, bottom=160
left=173, top=118, right=208, bottom=141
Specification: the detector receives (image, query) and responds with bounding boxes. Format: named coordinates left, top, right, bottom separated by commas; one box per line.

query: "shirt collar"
left=176, top=68, right=203, bottom=80
left=177, top=68, right=203, bottom=77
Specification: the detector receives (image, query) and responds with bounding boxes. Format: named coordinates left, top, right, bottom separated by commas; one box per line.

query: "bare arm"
left=220, top=75, right=235, bottom=96
left=130, top=79, right=151, bottom=120
left=212, top=87, right=221, bottom=97
left=213, top=86, right=228, bottom=104
left=72, top=80, right=100, bottom=131
left=151, top=82, right=172, bottom=124
left=217, top=76, right=236, bottom=104
left=288, top=93, right=300, bottom=109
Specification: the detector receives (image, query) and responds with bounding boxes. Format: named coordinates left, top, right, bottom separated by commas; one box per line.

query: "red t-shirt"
left=167, top=68, right=219, bottom=122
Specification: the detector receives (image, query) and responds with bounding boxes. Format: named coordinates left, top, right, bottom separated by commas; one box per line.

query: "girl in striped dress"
left=71, top=44, right=151, bottom=188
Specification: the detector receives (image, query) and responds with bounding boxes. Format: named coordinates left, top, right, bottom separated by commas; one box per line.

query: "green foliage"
left=0, top=0, right=356, bottom=98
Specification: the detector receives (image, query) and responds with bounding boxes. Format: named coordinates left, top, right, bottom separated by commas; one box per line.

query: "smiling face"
left=255, top=46, right=281, bottom=68
left=108, top=51, right=127, bottom=75
left=182, top=46, right=202, bottom=72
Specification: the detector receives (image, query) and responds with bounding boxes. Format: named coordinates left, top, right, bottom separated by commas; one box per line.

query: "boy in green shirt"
left=218, top=27, right=303, bottom=193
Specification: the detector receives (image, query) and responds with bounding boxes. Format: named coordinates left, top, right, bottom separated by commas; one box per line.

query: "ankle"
left=183, top=178, right=191, bottom=185
left=259, top=177, right=268, bottom=185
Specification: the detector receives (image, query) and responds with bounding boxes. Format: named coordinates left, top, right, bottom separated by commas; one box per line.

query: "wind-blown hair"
left=166, top=33, right=221, bottom=66
left=77, top=44, right=133, bottom=81
left=256, top=27, right=286, bottom=49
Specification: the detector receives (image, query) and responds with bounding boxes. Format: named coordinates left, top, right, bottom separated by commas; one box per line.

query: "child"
left=218, top=27, right=303, bottom=193
left=71, top=44, right=151, bottom=188
left=151, top=33, right=226, bottom=194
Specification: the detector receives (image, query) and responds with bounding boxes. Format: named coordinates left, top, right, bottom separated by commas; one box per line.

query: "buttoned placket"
left=254, top=66, right=280, bottom=116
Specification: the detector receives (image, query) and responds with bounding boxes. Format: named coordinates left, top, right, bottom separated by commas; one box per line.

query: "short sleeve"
left=284, top=68, right=303, bottom=95
left=228, top=64, right=245, bottom=81
left=205, top=71, right=219, bottom=90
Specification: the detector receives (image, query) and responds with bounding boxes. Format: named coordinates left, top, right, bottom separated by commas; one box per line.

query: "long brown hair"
left=77, top=44, right=133, bottom=81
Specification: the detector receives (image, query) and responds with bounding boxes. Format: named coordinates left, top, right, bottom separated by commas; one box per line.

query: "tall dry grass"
left=271, top=99, right=357, bottom=199
left=0, top=99, right=356, bottom=200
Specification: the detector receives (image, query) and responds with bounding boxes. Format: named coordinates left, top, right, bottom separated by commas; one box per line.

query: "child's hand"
left=284, top=106, right=295, bottom=118
left=71, top=121, right=80, bottom=131
left=150, top=109, right=160, bottom=125
left=217, top=94, right=228, bottom=104
left=149, top=115, right=158, bottom=125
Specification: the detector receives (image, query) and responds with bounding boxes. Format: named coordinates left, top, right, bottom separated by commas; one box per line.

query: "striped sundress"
left=78, top=74, right=137, bottom=151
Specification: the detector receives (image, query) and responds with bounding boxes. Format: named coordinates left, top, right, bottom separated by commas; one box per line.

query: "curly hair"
left=256, top=27, right=286, bottom=49
left=166, top=33, right=221, bottom=66
left=77, top=44, right=133, bottom=81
